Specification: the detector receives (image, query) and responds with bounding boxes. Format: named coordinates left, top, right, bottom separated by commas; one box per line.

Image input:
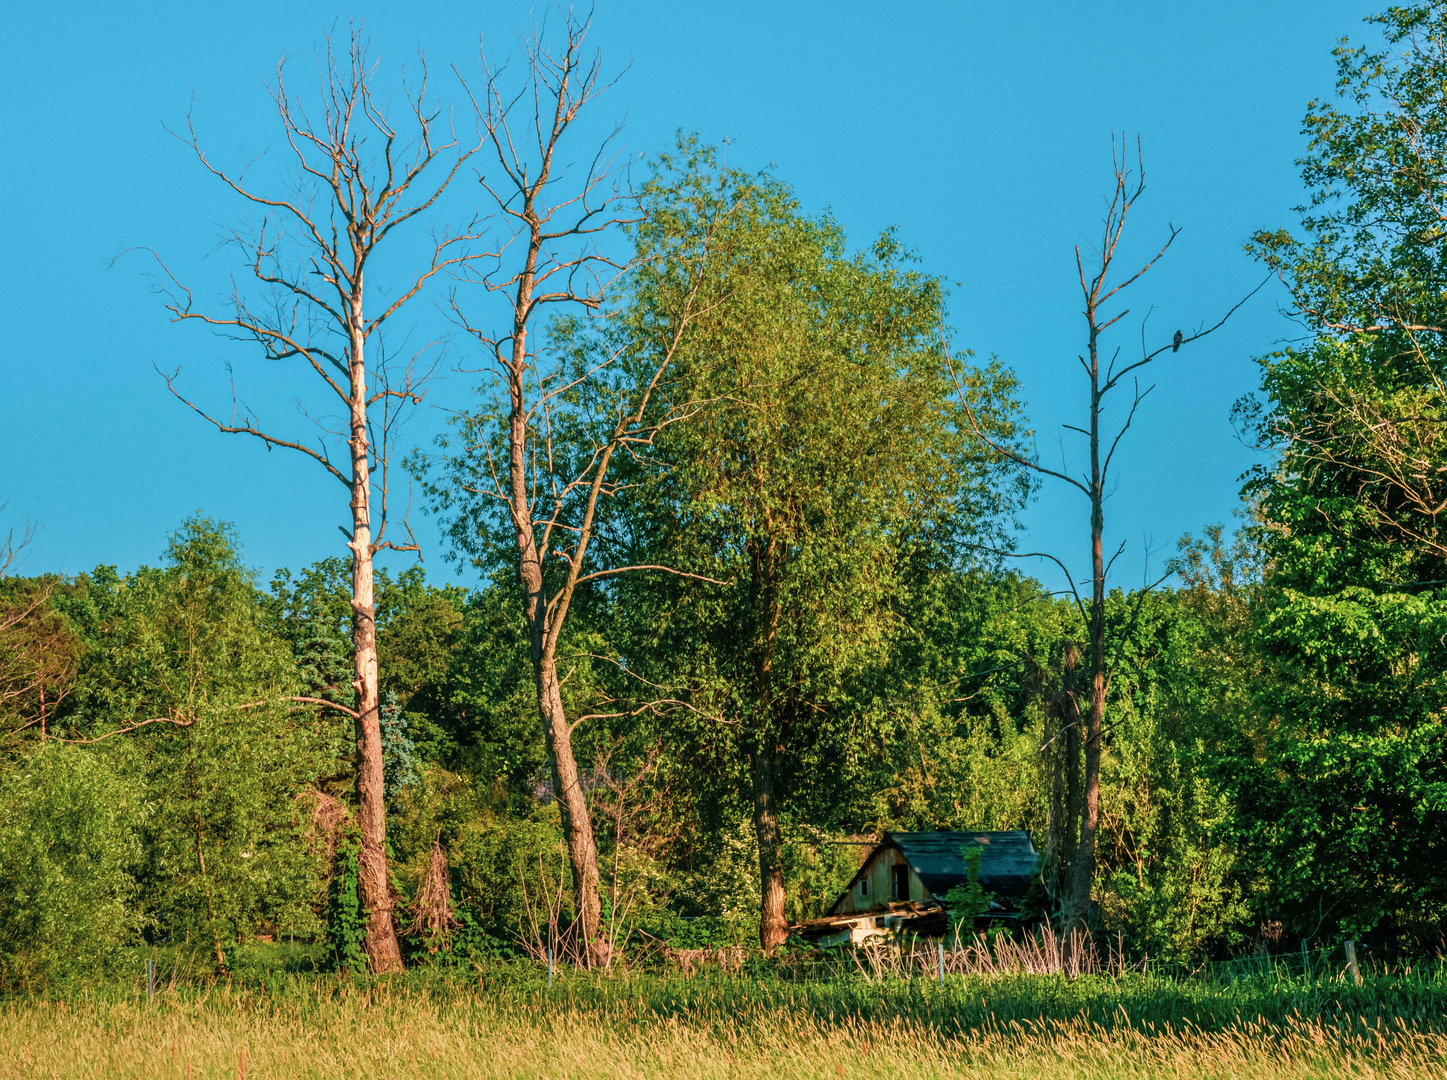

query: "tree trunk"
left=750, top=743, right=788, bottom=950
left=1068, top=326, right=1107, bottom=936
left=538, top=657, right=605, bottom=965
left=504, top=293, right=606, bottom=967
left=348, top=293, right=403, bottom=974
left=195, top=828, right=227, bottom=976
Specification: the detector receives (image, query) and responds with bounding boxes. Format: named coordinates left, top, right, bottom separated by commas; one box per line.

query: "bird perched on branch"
left=1172, top=329, right=1183, bottom=352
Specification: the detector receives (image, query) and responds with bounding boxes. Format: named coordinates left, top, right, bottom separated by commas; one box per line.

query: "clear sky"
left=1, top=1, right=1381, bottom=593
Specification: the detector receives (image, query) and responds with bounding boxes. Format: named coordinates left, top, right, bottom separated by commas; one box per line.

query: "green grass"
left=2, top=957, right=1445, bottom=1078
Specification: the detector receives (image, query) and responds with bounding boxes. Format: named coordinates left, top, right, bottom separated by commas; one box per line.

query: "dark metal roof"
left=887, top=830, right=1037, bottom=900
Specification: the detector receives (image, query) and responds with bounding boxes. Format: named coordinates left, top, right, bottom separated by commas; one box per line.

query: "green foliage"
left=1228, top=3, right=1447, bottom=945
left=380, top=690, right=418, bottom=805
left=384, top=763, right=571, bottom=948
left=327, top=828, right=367, bottom=976
left=376, top=567, right=468, bottom=763
left=945, top=846, right=992, bottom=932
left=0, top=745, right=143, bottom=988
left=51, top=519, right=342, bottom=959
left=429, top=581, right=547, bottom=797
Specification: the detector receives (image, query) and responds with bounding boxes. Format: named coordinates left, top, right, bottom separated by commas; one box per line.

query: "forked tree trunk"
left=505, top=302, right=607, bottom=967
left=750, top=743, right=788, bottom=950
left=347, top=295, right=404, bottom=974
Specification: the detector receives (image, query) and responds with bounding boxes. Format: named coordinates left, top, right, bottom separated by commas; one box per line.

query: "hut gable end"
left=831, top=841, right=925, bottom=915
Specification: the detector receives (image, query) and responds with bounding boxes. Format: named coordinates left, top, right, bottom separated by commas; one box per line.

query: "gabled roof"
left=826, top=830, right=1038, bottom=916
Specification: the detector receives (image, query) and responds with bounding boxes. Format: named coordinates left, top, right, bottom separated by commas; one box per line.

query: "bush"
left=0, top=745, right=144, bottom=987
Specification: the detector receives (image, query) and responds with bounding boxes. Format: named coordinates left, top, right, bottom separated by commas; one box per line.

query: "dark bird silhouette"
left=1172, top=329, right=1183, bottom=353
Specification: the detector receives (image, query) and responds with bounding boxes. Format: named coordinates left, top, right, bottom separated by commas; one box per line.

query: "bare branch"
left=58, top=714, right=195, bottom=744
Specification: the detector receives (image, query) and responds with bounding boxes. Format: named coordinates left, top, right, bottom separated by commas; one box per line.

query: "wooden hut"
left=793, top=830, right=1037, bottom=945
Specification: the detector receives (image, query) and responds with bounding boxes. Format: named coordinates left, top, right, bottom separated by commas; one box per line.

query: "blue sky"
left=1, top=1, right=1380, bottom=593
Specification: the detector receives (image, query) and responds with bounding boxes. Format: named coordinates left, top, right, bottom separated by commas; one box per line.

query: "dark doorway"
left=891, top=863, right=909, bottom=901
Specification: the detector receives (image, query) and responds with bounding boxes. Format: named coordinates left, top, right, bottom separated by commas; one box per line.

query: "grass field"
left=2, top=963, right=1445, bottom=1079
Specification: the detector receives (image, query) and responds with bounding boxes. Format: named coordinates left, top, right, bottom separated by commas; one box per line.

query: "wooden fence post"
left=1345, top=940, right=1362, bottom=986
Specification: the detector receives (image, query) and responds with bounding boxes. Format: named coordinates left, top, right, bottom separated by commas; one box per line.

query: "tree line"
left=1, top=4, right=1445, bottom=984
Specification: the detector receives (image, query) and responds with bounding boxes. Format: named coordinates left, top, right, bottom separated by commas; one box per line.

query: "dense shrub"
left=0, top=745, right=143, bottom=987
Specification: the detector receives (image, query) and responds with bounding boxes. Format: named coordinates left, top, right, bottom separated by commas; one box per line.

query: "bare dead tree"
left=433, top=13, right=738, bottom=967
left=950, top=137, right=1263, bottom=933
left=134, top=29, right=486, bottom=972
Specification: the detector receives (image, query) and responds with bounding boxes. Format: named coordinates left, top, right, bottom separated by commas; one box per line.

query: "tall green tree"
left=58, top=519, right=344, bottom=969
left=1233, top=3, right=1447, bottom=942
left=612, top=162, right=1027, bottom=947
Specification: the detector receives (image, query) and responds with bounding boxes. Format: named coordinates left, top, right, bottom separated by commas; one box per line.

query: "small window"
left=860, top=878, right=869, bottom=896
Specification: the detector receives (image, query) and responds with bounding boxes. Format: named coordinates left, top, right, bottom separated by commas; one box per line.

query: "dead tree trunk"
left=345, top=299, right=402, bottom=972
left=1069, top=315, right=1110, bottom=934
left=444, top=17, right=739, bottom=965
left=147, top=30, right=483, bottom=972
left=953, top=136, right=1260, bottom=937
left=495, top=205, right=611, bottom=964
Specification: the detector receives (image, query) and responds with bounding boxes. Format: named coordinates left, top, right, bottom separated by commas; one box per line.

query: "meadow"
left=3, top=956, right=1445, bottom=1079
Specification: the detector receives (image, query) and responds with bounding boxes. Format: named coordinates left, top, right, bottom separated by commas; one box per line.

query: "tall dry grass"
left=1, top=983, right=1445, bottom=1079
left=850, top=926, right=1129, bottom=981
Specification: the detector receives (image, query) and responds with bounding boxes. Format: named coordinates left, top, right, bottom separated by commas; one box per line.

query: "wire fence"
left=655, top=931, right=1447, bottom=985
left=1146, top=940, right=1446, bottom=985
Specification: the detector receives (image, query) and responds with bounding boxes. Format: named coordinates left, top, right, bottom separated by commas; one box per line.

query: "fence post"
left=1300, top=941, right=1309, bottom=977
left=147, top=957, right=154, bottom=1004
left=937, top=939, right=944, bottom=985
left=548, top=947, right=554, bottom=988
left=1345, top=940, right=1362, bottom=986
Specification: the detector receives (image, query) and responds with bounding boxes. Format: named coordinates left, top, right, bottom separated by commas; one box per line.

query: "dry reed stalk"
left=665, top=947, right=746, bottom=976
left=517, top=845, right=587, bottom=967
left=407, top=840, right=460, bottom=952
left=872, top=926, right=1129, bottom=980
